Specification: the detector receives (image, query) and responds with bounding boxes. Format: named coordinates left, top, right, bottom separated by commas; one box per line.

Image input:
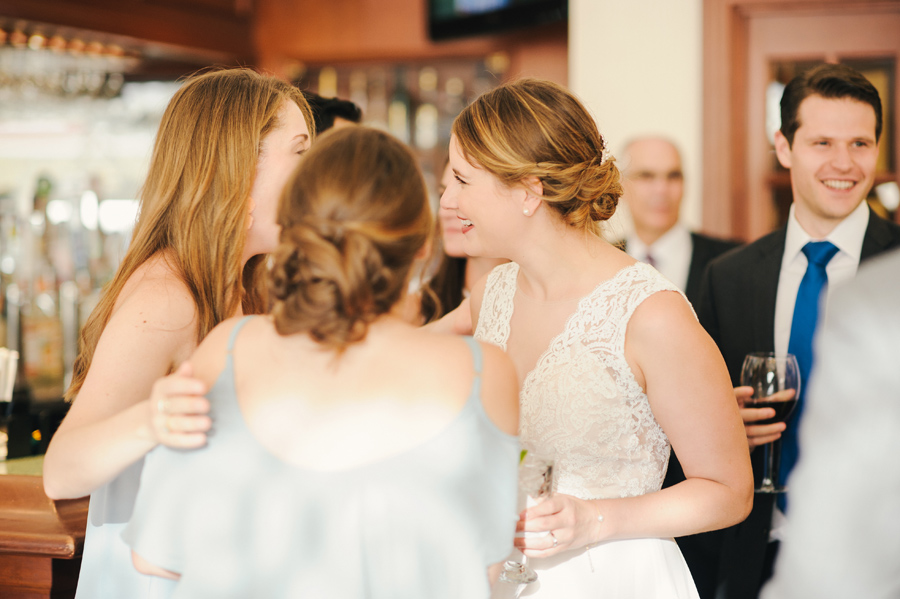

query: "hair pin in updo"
left=599, top=137, right=613, bottom=166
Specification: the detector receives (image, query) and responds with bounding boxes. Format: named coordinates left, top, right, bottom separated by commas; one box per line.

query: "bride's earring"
left=246, top=197, right=256, bottom=230
left=523, top=208, right=531, bottom=216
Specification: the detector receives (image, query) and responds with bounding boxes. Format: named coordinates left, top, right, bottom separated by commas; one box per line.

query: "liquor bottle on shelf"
left=318, top=66, right=338, bottom=99
left=365, top=68, right=389, bottom=132
left=414, top=67, right=440, bottom=150
left=388, top=67, right=411, bottom=144
left=21, top=175, right=65, bottom=401
left=0, top=197, right=17, bottom=351
left=349, top=70, right=369, bottom=117
left=3, top=269, right=36, bottom=459
left=442, top=75, right=466, bottom=135
left=22, top=264, right=64, bottom=399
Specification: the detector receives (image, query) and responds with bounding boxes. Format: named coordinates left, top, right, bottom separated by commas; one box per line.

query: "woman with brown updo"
left=440, top=78, right=753, bottom=598
left=121, top=127, right=521, bottom=598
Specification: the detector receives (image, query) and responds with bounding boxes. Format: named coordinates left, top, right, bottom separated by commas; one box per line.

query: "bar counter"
left=0, top=457, right=87, bottom=599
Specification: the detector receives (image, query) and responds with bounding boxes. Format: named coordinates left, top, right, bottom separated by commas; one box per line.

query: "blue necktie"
left=780, top=240, right=839, bottom=510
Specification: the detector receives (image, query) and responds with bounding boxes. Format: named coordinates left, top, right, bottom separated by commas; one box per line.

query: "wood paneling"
left=1, top=0, right=253, bottom=63
left=703, top=0, right=900, bottom=240
left=0, top=475, right=88, bottom=599
left=0, top=555, right=81, bottom=599
left=253, top=0, right=567, bottom=85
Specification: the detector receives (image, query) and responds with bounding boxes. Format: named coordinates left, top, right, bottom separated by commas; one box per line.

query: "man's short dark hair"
left=779, top=63, right=882, bottom=146
left=302, top=91, right=363, bottom=133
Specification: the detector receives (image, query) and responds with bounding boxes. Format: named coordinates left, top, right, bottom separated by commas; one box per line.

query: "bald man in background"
left=621, top=137, right=741, bottom=599
left=622, top=137, right=740, bottom=306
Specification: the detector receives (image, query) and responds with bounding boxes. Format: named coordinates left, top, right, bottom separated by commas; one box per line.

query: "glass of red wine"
left=740, top=352, right=800, bottom=493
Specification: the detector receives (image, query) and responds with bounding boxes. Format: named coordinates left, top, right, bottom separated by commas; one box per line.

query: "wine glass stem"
left=760, top=438, right=782, bottom=490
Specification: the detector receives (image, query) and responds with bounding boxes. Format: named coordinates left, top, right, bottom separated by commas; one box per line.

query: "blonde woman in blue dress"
left=439, top=79, right=753, bottom=598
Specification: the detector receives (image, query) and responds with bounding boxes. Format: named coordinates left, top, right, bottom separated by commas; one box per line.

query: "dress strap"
left=462, top=336, right=482, bottom=377
left=473, top=262, right=519, bottom=351
left=226, top=316, right=255, bottom=353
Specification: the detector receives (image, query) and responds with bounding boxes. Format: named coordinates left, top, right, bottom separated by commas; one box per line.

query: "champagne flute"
left=500, top=452, right=554, bottom=585
left=740, top=352, right=800, bottom=493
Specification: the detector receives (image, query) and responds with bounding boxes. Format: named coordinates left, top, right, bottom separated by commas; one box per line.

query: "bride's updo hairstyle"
left=269, top=126, right=432, bottom=350
left=452, top=78, right=622, bottom=233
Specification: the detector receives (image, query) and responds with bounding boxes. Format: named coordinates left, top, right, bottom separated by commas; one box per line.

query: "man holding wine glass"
left=696, top=63, right=900, bottom=599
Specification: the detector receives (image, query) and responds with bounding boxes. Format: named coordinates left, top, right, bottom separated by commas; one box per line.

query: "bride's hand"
left=148, top=362, right=211, bottom=449
left=515, top=493, right=605, bottom=558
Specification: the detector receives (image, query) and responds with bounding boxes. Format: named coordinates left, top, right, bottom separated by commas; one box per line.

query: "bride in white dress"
left=439, top=78, right=753, bottom=598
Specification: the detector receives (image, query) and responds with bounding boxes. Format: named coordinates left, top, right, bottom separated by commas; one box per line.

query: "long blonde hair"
left=67, top=68, right=314, bottom=400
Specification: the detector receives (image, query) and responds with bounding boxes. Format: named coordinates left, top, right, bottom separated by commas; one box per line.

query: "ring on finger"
left=549, top=531, right=559, bottom=548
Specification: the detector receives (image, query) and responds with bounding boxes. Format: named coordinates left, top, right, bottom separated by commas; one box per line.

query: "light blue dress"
left=122, top=317, right=520, bottom=598
left=75, top=462, right=178, bottom=598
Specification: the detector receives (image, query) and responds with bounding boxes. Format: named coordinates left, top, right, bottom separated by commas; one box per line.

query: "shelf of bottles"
left=0, top=22, right=145, bottom=403
left=0, top=84, right=177, bottom=404
left=294, top=55, right=509, bottom=204
left=1, top=177, right=100, bottom=402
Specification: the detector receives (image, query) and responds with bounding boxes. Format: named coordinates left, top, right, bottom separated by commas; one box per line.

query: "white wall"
left=569, top=0, right=704, bottom=237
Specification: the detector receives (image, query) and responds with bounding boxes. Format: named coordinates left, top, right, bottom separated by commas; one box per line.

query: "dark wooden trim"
left=0, top=474, right=87, bottom=599
left=0, top=0, right=253, bottom=63
left=702, top=0, right=737, bottom=238
left=0, top=476, right=88, bottom=558
left=0, top=555, right=81, bottom=598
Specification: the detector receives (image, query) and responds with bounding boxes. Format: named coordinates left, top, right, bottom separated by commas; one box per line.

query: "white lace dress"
left=476, top=262, right=699, bottom=599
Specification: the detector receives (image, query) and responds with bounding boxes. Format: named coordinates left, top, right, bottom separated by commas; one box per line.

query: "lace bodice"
left=475, top=261, right=686, bottom=500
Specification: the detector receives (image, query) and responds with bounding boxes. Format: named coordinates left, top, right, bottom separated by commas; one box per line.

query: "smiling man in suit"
left=621, top=137, right=740, bottom=306
left=697, top=63, right=900, bottom=599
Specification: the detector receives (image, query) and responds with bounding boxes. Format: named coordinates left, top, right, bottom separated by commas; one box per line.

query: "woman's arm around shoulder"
left=420, top=269, right=493, bottom=336
left=476, top=340, right=519, bottom=436
left=43, top=271, right=204, bottom=499
left=421, top=297, right=472, bottom=335
left=186, top=315, right=251, bottom=386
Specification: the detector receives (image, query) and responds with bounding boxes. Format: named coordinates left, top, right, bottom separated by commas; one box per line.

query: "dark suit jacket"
left=685, top=232, right=742, bottom=306
left=695, top=210, right=900, bottom=599
left=622, top=231, right=740, bottom=306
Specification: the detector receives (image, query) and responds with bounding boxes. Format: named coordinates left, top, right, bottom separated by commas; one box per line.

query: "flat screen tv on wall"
left=428, top=0, right=567, bottom=41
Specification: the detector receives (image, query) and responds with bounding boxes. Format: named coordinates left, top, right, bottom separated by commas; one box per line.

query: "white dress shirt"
left=769, top=199, right=869, bottom=538
left=625, top=224, right=693, bottom=293
left=773, top=200, right=869, bottom=358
